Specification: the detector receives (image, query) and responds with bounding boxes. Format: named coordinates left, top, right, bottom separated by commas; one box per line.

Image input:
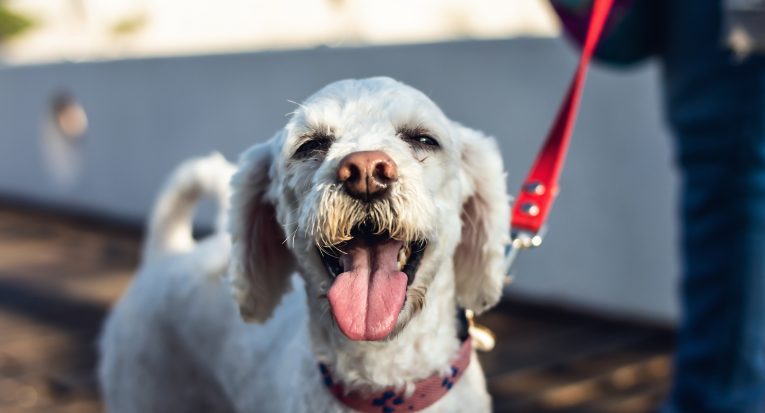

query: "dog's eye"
left=410, top=135, right=439, bottom=147
left=403, top=133, right=440, bottom=150
left=294, top=137, right=332, bottom=159
left=399, top=127, right=440, bottom=151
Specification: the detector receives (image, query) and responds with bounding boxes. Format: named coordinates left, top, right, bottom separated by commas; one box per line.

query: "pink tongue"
left=327, top=239, right=407, bottom=341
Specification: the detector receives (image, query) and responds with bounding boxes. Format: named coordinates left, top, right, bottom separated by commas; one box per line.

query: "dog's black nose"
left=337, top=151, right=398, bottom=201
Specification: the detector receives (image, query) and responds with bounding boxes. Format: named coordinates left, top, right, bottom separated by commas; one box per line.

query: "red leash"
left=507, top=0, right=614, bottom=264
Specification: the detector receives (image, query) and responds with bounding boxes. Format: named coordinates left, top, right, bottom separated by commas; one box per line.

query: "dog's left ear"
left=453, top=124, right=511, bottom=314
left=228, top=140, right=295, bottom=323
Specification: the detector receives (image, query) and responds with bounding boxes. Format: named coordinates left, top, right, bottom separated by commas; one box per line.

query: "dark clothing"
left=663, top=2, right=765, bottom=412
left=554, top=1, right=765, bottom=411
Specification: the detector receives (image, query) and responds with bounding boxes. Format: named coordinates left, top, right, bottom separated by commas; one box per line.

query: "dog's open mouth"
left=318, top=223, right=427, bottom=341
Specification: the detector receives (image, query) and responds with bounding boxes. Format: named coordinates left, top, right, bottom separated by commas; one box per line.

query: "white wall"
left=0, top=38, right=679, bottom=322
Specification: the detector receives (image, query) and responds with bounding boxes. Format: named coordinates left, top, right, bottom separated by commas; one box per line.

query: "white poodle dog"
left=99, top=77, right=510, bottom=413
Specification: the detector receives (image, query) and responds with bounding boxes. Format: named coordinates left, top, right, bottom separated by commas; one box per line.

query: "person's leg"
left=667, top=58, right=765, bottom=412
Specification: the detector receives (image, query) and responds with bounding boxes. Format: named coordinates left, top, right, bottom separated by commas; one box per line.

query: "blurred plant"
left=327, top=0, right=346, bottom=8
left=0, top=2, right=35, bottom=43
left=111, top=13, right=147, bottom=37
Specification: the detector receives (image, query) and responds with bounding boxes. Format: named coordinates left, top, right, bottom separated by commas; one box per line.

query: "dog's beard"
left=303, top=183, right=432, bottom=251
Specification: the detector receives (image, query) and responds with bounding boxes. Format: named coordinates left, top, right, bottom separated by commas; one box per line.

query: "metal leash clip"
left=504, top=225, right=547, bottom=283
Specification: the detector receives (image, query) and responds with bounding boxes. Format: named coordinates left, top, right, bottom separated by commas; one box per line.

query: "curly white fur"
left=99, top=77, right=511, bottom=413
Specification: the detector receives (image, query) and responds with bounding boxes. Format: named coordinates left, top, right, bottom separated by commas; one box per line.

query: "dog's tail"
left=142, top=152, right=236, bottom=262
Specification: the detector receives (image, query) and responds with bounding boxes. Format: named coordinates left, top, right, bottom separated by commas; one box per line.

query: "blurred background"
left=0, top=1, right=677, bottom=412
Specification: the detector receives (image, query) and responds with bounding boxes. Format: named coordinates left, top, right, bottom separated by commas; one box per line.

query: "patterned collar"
left=318, top=337, right=473, bottom=412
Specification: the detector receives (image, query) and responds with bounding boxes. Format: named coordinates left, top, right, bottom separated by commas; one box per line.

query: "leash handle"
left=510, top=0, right=615, bottom=237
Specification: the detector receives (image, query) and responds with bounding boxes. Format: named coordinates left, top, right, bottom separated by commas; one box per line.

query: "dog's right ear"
left=228, top=141, right=295, bottom=323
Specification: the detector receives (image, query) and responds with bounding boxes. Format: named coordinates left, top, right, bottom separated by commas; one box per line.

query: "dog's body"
left=99, top=78, right=510, bottom=412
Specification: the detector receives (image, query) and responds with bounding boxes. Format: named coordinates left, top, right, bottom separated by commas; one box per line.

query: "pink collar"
left=318, top=339, right=472, bottom=413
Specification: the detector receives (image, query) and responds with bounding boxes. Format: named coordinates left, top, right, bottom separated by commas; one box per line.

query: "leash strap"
left=507, top=0, right=615, bottom=265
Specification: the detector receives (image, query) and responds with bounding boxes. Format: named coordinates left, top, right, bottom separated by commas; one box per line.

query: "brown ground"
left=0, top=204, right=673, bottom=413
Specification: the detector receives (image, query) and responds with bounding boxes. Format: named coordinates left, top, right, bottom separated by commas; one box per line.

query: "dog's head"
left=228, top=77, right=509, bottom=341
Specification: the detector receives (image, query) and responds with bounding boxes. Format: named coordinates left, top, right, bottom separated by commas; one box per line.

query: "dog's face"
left=228, top=77, right=510, bottom=342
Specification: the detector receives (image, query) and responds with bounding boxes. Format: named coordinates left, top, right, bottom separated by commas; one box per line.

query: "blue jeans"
left=662, top=3, right=765, bottom=410
left=555, top=0, right=765, bottom=410
left=667, top=85, right=765, bottom=412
